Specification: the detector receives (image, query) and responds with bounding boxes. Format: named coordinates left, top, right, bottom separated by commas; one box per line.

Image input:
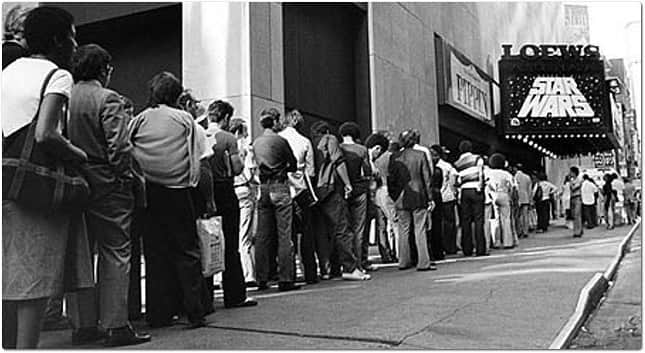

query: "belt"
left=260, top=178, right=287, bottom=185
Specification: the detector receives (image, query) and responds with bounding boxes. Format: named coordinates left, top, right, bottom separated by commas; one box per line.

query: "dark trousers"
left=255, top=182, right=295, bottom=283
left=460, top=189, right=486, bottom=256
left=128, top=209, right=144, bottom=320
left=441, top=201, right=458, bottom=254
left=310, top=205, right=332, bottom=275
left=347, top=192, right=368, bottom=269
left=430, top=203, right=444, bottom=260
left=536, top=200, right=550, bottom=231
left=142, top=183, right=205, bottom=325
left=318, top=191, right=358, bottom=273
left=213, top=181, right=247, bottom=306
left=582, top=204, right=596, bottom=228
left=293, top=197, right=317, bottom=282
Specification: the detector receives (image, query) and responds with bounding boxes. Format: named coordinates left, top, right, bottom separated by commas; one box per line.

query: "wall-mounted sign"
left=448, top=52, right=492, bottom=122
left=497, top=43, right=617, bottom=155
left=593, top=152, right=615, bottom=169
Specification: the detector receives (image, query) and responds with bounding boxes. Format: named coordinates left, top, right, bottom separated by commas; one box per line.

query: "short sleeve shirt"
left=2, top=58, right=73, bottom=137
left=208, top=126, right=239, bottom=181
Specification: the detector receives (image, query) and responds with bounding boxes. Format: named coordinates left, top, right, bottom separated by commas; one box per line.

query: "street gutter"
left=549, top=219, right=641, bottom=349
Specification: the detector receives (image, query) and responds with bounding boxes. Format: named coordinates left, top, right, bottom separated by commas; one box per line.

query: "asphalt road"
left=40, top=221, right=636, bottom=349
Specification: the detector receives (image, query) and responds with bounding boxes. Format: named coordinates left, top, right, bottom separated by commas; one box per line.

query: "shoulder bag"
left=2, top=68, right=90, bottom=212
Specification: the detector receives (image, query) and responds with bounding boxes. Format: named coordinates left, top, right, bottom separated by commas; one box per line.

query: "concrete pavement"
left=570, top=226, right=642, bottom=349
left=39, top=220, right=637, bottom=349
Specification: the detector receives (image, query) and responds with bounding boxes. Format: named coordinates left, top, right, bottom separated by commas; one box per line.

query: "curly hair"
left=71, top=44, right=112, bottom=83
left=339, top=122, right=361, bottom=141
left=23, top=6, right=74, bottom=55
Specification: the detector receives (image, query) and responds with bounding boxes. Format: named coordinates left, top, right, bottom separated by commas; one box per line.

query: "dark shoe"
left=148, top=315, right=181, bottom=328
left=363, top=264, right=379, bottom=272
left=305, top=278, right=320, bottom=285
left=72, top=327, right=104, bottom=346
left=224, top=298, right=258, bottom=309
left=278, top=282, right=301, bottom=292
left=257, top=281, right=269, bottom=290
left=245, top=281, right=258, bottom=288
left=398, top=266, right=413, bottom=271
left=476, top=253, right=490, bottom=256
left=573, top=233, right=583, bottom=238
left=103, top=324, right=151, bottom=347
left=417, top=265, right=437, bottom=271
left=43, top=316, right=73, bottom=332
left=185, top=319, right=207, bottom=330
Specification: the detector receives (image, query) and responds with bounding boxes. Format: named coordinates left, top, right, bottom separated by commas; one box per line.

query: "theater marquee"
left=498, top=44, right=619, bottom=156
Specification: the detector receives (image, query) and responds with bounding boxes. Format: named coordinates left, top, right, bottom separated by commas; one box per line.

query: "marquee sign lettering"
left=449, top=52, right=492, bottom=122
left=498, top=43, right=617, bottom=155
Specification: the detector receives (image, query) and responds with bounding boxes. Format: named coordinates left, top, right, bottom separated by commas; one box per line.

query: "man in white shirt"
left=432, top=146, right=459, bottom=254
left=581, top=174, right=598, bottom=228
left=277, top=109, right=319, bottom=283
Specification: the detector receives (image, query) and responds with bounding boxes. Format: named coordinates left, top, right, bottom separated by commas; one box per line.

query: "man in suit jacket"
left=67, top=44, right=150, bottom=347
left=388, top=130, right=436, bottom=271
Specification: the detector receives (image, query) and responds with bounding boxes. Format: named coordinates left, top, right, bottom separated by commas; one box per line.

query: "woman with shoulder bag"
left=2, top=7, right=94, bottom=348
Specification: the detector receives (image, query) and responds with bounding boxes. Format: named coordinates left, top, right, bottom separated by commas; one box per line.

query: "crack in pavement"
left=394, top=287, right=497, bottom=346
left=202, top=323, right=401, bottom=347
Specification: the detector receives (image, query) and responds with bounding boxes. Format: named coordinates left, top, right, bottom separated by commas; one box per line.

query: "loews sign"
left=448, top=52, right=492, bottom=122
left=501, top=44, right=600, bottom=60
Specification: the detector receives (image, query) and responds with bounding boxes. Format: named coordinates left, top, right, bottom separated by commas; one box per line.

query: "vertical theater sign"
left=498, top=44, right=620, bottom=157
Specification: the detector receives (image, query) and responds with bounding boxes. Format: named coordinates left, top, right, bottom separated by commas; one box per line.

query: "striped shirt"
left=454, top=152, right=484, bottom=191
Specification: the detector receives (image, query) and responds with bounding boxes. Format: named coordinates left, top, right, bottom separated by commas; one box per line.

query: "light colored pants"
left=396, top=208, right=430, bottom=270
left=484, top=204, right=492, bottom=251
left=571, top=196, right=583, bottom=236
left=517, top=204, right=529, bottom=236
left=492, top=192, right=514, bottom=247
left=235, top=185, right=257, bottom=283
left=375, top=187, right=400, bottom=257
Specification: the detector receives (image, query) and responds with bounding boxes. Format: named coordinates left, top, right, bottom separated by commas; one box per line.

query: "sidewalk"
left=39, top=220, right=637, bottom=349
left=570, top=225, right=642, bottom=349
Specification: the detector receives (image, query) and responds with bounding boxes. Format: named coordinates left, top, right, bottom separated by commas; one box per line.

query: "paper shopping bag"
left=196, top=216, right=226, bottom=277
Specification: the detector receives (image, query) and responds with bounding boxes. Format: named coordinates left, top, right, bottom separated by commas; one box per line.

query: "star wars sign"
left=498, top=43, right=611, bottom=136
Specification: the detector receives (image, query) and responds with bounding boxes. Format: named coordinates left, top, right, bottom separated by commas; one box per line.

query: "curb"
left=548, top=219, right=641, bottom=349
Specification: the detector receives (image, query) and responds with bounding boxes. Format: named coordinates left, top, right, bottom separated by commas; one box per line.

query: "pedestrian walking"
left=454, top=140, right=487, bottom=257
left=130, top=72, right=208, bottom=329
left=339, top=122, right=373, bottom=271
left=569, top=167, right=584, bottom=237
left=253, top=108, right=301, bottom=291
left=205, top=100, right=257, bottom=308
left=2, top=7, right=94, bottom=348
left=67, top=44, right=150, bottom=346
left=388, top=130, right=436, bottom=271
left=428, top=145, right=445, bottom=260
left=602, top=173, right=617, bottom=230
left=623, top=177, right=637, bottom=225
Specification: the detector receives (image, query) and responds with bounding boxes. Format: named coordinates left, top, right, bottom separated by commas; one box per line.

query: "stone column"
left=182, top=2, right=284, bottom=137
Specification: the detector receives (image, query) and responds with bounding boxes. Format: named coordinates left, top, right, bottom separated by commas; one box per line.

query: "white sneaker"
left=342, top=269, right=371, bottom=281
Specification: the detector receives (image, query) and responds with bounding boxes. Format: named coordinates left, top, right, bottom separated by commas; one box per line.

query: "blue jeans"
left=255, top=183, right=295, bottom=283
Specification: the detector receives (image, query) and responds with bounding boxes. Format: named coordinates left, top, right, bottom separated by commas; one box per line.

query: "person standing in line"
left=432, top=146, right=458, bottom=255
left=581, top=174, right=598, bottom=229
left=483, top=160, right=494, bottom=251
left=67, top=44, right=151, bottom=347
left=253, top=108, right=301, bottom=291
left=569, top=167, right=584, bottom=237
left=388, top=130, right=436, bottom=271
left=204, top=100, right=258, bottom=308
left=514, top=164, right=531, bottom=238
left=129, top=72, right=208, bottom=329
left=428, top=145, right=445, bottom=260
left=602, top=173, right=617, bottom=230
left=560, top=175, right=573, bottom=229
left=312, top=122, right=371, bottom=281
left=487, top=154, right=516, bottom=249
left=339, top=122, right=373, bottom=272
left=230, top=118, right=259, bottom=287
left=454, top=140, right=487, bottom=256
left=623, top=177, right=637, bottom=225
left=533, top=172, right=557, bottom=233
left=2, top=5, right=30, bottom=70
left=365, top=133, right=397, bottom=263
left=2, top=7, right=94, bottom=348
left=277, top=110, right=319, bottom=283
left=611, top=173, right=626, bottom=226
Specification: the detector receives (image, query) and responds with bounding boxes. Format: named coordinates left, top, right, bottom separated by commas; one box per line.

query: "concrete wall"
left=368, top=2, right=566, bottom=146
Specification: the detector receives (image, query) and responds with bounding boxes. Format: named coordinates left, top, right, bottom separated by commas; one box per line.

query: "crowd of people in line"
left=2, top=6, right=641, bottom=349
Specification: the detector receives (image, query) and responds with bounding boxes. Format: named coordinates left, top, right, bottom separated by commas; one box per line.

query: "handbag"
left=293, top=172, right=319, bottom=208
left=2, top=68, right=90, bottom=212
left=196, top=216, right=226, bottom=277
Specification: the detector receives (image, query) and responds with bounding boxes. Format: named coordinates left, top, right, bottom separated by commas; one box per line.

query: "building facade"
left=29, top=2, right=574, bottom=168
